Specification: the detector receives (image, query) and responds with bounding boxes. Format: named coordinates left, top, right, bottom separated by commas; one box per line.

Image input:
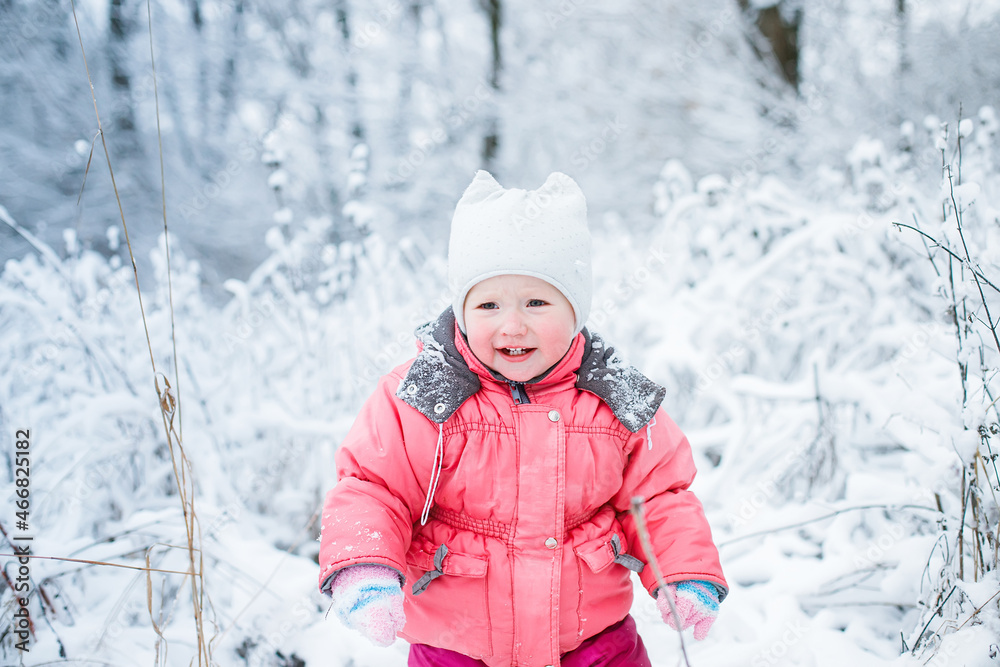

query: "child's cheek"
left=539, top=323, right=571, bottom=356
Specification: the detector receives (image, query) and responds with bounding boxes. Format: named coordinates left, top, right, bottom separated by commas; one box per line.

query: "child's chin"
left=496, top=363, right=537, bottom=382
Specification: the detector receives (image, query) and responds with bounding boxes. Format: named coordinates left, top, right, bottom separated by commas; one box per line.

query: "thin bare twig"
left=630, top=496, right=693, bottom=667
left=910, top=213, right=942, bottom=278
left=0, top=206, right=74, bottom=285
left=892, top=221, right=1000, bottom=294
left=949, top=167, right=1000, bottom=359
left=720, top=504, right=941, bottom=548
left=209, top=505, right=322, bottom=651
left=955, top=587, right=1000, bottom=631
left=68, top=0, right=156, bottom=377
left=68, top=0, right=210, bottom=663
left=911, top=585, right=957, bottom=653
left=146, top=0, right=183, bottom=443
left=0, top=552, right=192, bottom=576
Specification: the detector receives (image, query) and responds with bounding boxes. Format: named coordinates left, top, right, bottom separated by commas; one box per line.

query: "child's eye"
left=527, top=299, right=547, bottom=307
left=477, top=302, right=498, bottom=310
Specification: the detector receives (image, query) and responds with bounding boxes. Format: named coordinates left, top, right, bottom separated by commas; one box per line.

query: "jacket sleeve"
left=317, top=370, right=436, bottom=593
left=610, top=408, right=728, bottom=600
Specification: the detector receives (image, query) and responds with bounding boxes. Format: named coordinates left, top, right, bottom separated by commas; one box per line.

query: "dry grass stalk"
left=66, top=0, right=214, bottom=662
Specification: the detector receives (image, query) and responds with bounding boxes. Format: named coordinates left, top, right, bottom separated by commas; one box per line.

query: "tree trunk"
left=479, top=0, right=501, bottom=168
left=189, top=0, right=202, bottom=30
left=330, top=0, right=373, bottom=241
left=895, top=0, right=910, bottom=123
left=335, top=0, right=366, bottom=142
left=896, top=0, right=908, bottom=72
left=737, top=0, right=801, bottom=91
left=109, top=0, right=138, bottom=143
left=217, top=0, right=244, bottom=136
left=394, top=2, right=423, bottom=154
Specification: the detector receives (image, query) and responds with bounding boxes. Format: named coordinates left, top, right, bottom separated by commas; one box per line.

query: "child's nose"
left=499, top=310, right=527, bottom=335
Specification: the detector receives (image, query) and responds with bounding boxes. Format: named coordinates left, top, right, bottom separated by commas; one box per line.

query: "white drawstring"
left=420, top=424, right=445, bottom=525
left=646, top=416, right=657, bottom=451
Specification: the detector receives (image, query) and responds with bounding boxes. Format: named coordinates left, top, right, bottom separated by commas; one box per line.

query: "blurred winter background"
left=2, top=0, right=1000, bottom=665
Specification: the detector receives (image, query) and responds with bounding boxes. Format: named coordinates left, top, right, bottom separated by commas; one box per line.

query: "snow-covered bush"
left=586, top=112, right=999, bottom=664
left=889, top=112, right=1000, bottom=659
left=0, top=201, right=443, bottom=664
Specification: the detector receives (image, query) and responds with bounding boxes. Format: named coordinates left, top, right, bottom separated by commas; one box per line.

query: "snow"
left=952, top=181, right=981, bottom=208
left=8, top=119, right=1000, bottom=664
left=4, top=2, right=1000, bottom=665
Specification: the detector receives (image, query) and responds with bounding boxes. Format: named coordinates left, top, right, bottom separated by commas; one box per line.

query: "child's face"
left=463, top=274, right=576, bottom=382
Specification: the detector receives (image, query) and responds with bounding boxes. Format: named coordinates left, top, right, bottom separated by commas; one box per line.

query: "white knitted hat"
left=448, top=170, right=592, bottom=335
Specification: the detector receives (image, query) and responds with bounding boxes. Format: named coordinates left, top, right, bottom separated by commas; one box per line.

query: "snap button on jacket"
left=318, top=309, right=727, bottom=667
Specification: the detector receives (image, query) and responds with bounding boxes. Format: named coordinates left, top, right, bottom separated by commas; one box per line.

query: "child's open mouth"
left=499, top=347, right=535, bottom=359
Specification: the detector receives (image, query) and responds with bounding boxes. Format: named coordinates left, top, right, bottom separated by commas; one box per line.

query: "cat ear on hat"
left=540, top=172, right=581, bottom=196
left=457, top=170, right=504, bottom=206
left=537, top=172, right=587, bottom=216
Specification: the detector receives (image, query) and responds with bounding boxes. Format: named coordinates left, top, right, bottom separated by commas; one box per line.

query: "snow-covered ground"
left=3, top=107, right=999, bottom=666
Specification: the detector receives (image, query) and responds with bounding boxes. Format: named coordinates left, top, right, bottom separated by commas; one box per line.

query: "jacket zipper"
left=508, top=381, right=531, bottom=404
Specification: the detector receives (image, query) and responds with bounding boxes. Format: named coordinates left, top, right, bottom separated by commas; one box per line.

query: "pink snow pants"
left=408, top=615, right=652, bottom=667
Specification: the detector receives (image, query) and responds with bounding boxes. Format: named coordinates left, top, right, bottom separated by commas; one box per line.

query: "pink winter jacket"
left=318, top=309, right=727, bottom=666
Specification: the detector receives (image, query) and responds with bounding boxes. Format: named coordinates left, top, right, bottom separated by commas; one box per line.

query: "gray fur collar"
left=394, top=308, right=664, bottom=432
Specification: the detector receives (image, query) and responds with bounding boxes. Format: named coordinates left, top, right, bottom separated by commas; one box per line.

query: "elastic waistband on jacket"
left=428, top=505, right=603, bottom=547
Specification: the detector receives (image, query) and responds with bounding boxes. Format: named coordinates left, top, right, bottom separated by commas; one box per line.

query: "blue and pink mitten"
left=656, top=580, right=720, bottom=641
left=328, top=564, right=405, bottom=647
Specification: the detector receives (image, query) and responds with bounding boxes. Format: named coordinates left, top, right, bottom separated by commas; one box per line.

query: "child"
left=318, top=171, right=727, bottom=667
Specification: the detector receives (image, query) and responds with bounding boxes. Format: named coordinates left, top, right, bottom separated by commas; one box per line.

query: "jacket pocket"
left=408, top=542, right=488, bottom=594
left=570, top=523, right=641, bottom=642
left=575, top=529, right=645, bottom=574
left=403, top=538, right=492, bottom=657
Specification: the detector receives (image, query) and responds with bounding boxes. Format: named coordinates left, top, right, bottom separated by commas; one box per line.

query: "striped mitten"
left=328, top=564, right=405, bottom=647
left=656, top=580, right=720, bottom=641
